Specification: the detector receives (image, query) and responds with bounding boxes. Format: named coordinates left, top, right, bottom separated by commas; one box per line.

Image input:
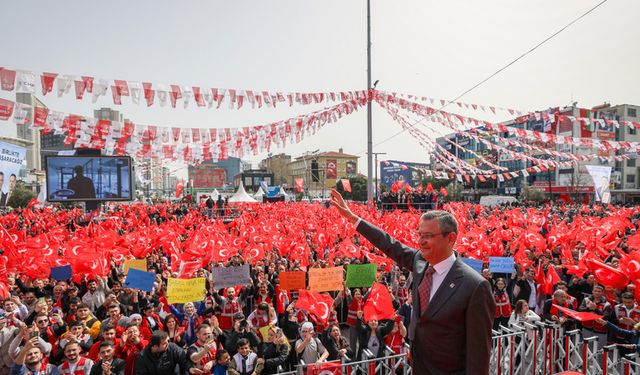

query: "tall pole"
left=372, top=152, right=386, bottom=201
left=366, top=0, right=374, bottom=202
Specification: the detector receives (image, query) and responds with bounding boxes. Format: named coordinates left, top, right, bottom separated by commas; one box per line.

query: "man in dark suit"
left=331, top=189, right=494, bottom=374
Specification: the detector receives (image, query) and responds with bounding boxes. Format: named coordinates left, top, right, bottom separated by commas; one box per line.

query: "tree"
left=335, top=176, right=368, bottom=202
left=419, top=176, right=453, bottom=191
left=520, top=180, right=545, bottom=202
left=7, top=182, right=37, bottom=208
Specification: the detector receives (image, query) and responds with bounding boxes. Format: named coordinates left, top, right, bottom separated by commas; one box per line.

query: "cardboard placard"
left=123, top=259, right=147, bottom=275
left=345, top=264, right=377, bottom=288
left=210, top=264, right=252, bottom=289
left=489, top=257, right=515, bottom=274
left=124, top=269, right=155, bottom=292
left=309, top=267, right=343, bottom=292
left=279, top=271, right=306, bottom=291
left=167, top=277, right=206, bottom=304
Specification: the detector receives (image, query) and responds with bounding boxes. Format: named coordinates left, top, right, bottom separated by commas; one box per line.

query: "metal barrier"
left=295, top=351, right=411, bottom=374
left=285, top=323, right=640, bottom=374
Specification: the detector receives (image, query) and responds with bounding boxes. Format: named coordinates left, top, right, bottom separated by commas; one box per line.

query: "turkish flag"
left=404, top=184, right=413, bottom=193
left=440, top=187, right=448, bottom=197
left=552, top=304, right=602, bottom=322
left=426, top=183, right=434, bottom=193
left=340, top=179, right=351, bottom=192
left=295, top=178, right=304, bottom=193
left=307, top=361, right=342, bottom=375
left=0, top=99, right=14, bottom=121
left=391, top=180, right=405, bottom=193
left=295, top=289, right=334, bottom=325
left=363, top=282, right=396, bottom=322
left=585, top=257, right=630, bottom=290
left=175, top=180, right=185, bottom=198
left=178, top=260, right=201, bottom=279
left=41, top=72, right=57, bottom=95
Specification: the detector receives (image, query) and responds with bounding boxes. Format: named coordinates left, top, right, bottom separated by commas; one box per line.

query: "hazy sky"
left=1, top=0, right=638, bottom=177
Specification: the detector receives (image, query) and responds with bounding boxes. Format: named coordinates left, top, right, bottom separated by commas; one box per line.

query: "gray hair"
left=553, top=289, right=566, bottom=299
left=420, top=210, right=458, bottom=234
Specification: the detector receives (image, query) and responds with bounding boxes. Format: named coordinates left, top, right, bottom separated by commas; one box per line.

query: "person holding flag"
left=330, top=188, right=494, bottom=374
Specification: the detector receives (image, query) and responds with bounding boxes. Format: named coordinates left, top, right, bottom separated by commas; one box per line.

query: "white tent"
left=253, top=187, right=265, bottom=200
left=211, top=189, right=220, bottom=201
left=228, top=181, right=258, bottom=203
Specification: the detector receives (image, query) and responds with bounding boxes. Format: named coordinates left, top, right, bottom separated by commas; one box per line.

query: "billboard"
left=0, top=142, right=26, bottom=206
left=188, top=165, right=226, bottom=188
left=346, top=160, right=357, bottom=176
left=380, top=160, right=430, bottom=189
left=326, top=159, right=337, bottom=179
left=45, top=156, right=132, bottom=202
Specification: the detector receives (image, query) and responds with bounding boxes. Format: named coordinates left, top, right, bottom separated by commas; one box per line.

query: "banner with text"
left=0, top=141, right=26, bottom=207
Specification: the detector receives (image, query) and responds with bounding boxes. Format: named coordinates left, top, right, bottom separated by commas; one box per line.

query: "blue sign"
left=489, top=257, right=515, bottom=274
left=461, top=258, right=483, bottom=273
left=266, top=186, right=282, bottom=198
left=124, top=269, right=156, bottom=292
left=50, top=265, right=72, bottom=281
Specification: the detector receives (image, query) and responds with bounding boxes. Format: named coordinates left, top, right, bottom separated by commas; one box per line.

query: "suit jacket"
left=357, top=220, right=495, bottom=375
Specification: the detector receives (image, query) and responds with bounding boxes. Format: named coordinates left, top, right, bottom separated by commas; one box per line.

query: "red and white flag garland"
left=0, top=67, right=367, bottom=111
left=0, top=98, right=366, bottom=165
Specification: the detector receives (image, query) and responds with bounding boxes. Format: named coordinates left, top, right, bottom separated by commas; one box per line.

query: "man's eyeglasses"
left=418, top=232, right=449, bottom=241
left=36, top=320, right=48, bottom=324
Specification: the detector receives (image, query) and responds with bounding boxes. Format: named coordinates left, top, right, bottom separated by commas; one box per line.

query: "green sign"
left=346, top=263, right=377, bottom=288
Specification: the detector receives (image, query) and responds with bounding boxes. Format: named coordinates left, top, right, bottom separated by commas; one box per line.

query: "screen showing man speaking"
left=45, top=156, right=133, bottom=202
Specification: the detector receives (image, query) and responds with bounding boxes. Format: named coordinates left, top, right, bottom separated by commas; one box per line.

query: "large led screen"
left=45, top=156, right=133, bottom=202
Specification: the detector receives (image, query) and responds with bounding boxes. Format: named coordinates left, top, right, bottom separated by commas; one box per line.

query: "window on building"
left=629, top=108, right=637, bottom=118
left=629, top=159, right=636, bottom=167
left=631, top=127, right=637, bottom=135
left=627, top=174, right=635, bottom=183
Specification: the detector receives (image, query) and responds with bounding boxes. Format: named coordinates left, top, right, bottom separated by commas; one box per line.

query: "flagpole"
left=366, top=0, right=374, bottom=202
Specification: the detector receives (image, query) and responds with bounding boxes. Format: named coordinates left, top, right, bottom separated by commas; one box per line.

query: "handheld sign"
left=346, top=264, right=377, bottom=288
left=279, top=271, right=306, bottom=291
left=309, top=267, right=343, bottom=292
left=123, top=259, right=147, bottom=275
left=124, top=269, right=155, bottom=293
left=461, top=258, right=483, bottom=273
left=167, top=277, right=206, bottom=304
left=50, top=265, right=72, bottom=281
left=211, top=264, right=252, bottom=289
left=489, top=257, right=515, bottom=274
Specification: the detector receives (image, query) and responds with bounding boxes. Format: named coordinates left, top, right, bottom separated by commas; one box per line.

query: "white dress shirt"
left=428, top=253, right=457, bottom=300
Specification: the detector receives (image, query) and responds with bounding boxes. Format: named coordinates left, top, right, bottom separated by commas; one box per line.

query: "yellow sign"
left=123, top=259, right=147, bottom=275
left=308, top=267, right=343, bottom=292
left=258, top=325, right=271, bottom=340
left=167, top=278, right=206, bottom=304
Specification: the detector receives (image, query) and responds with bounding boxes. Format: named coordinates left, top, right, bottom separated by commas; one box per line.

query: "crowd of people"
left=0, top=197, right=640, bottom=374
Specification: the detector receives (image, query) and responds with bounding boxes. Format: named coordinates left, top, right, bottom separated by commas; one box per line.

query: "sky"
left=0, top=0, right=638, bottom=178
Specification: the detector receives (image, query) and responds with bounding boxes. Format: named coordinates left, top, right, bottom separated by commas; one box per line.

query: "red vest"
left=216, top=298, right=240, bottom=330
left=494, top=291, right=512, bottom=318
left=190, top=342, right=217, bottom=374
left=346, top=298, right=364, bottom=326
left=567, top=296, right=577, bottom=310
left=549, top=298, right=568, bottom=320
left=582, top=298, right=610, bottom=333
left=614, top=303, right=640, bottom=330
left=385, top=331, right=405, bottom=354
left=394, top=286, right=409, bottom=305
left=59, top=357, right=90, bottom=375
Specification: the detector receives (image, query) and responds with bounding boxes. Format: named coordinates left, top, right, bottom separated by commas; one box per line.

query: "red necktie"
left=419, top=267, right=436, bottom=315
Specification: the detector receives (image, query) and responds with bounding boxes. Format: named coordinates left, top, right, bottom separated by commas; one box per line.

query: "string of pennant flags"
left=0, top=97, right=366, bottom=165
left=377, top=90, right=530, bottom=117
left=0, top=67, right=367, bottom=110
left=378, top=100, right=557, bottom=183
left=377, top=92, right=640, bottom=154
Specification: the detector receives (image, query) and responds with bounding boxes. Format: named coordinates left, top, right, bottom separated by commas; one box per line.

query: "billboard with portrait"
left=45, top=155, right=133, bottom=202
left=0, top=142, right=26, bottom=206
left=346, top=160, right=357, bottom=176
left=380, top=160, right=430, bottom=189
left=326, top=159, right=337, bottom=179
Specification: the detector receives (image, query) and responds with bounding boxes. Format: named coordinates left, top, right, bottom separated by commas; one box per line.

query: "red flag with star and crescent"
left=295, top=289, right=334, bottom=325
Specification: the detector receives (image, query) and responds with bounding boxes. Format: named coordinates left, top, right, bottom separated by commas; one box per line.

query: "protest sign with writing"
left=489, top=257, right=515, bottom=274
left=123, top=259, right=147, bottom=275
left=309, top=267, right=343, bottom=292
left=124, top=269, right=155, bottom=293
left=167, top=277, right=206, bottom=304
left=211, top=264, right=251, bottom=289
left=345, top=264, right=377, bottom=288
left=279, top=271, right=306, bottom=291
